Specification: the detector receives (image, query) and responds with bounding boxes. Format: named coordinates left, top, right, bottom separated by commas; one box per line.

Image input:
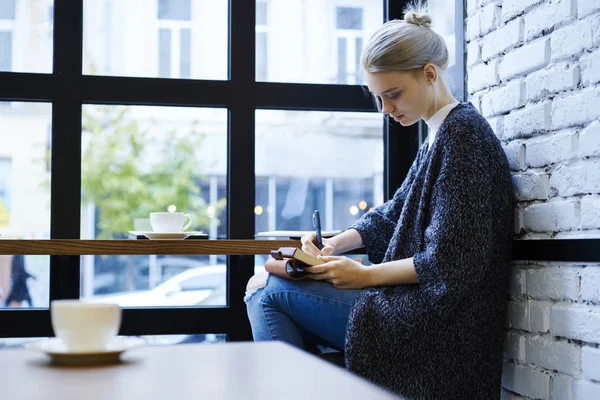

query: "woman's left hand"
left=304, top=256, right=372, bottom=289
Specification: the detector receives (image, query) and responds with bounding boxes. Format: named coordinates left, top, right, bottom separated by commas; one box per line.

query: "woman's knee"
left=245, top=269, right=268, bottom=293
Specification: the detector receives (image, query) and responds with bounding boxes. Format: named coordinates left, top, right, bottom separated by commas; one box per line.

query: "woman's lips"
left=393, top=114, right=404, bottom=122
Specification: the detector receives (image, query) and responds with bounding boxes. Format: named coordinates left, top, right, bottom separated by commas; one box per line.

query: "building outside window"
left=157, top=0, right=192, bottom=78
left=0, top=158, right=12, bottom=228
left=0, top=0, right=16, bottom=72
left=255, top=0, right=267, bottom=81
left=335, top=6, right=363, bottom=85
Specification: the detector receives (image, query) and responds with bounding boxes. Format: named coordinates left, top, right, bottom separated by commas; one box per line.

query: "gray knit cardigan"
left=347, top=102, right=513, bottom=400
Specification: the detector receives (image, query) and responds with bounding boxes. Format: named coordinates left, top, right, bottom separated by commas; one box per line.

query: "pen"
left=312, top=210, right=323, bottom=250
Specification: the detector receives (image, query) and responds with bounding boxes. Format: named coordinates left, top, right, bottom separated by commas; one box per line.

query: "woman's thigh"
left=244, top=274, right=361, bottom=349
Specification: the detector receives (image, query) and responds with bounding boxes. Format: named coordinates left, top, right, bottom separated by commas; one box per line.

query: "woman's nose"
left=381, top=99, right=394, bottom=114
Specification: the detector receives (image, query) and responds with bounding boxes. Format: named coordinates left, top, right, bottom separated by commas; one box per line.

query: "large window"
left=0, top=0, right=468, bottom=343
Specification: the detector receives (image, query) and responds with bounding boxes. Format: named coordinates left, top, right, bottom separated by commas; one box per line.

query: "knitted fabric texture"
left=347, top=102, right=514, bottom=400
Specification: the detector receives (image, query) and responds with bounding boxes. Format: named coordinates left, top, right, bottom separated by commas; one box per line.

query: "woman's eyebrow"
left=379, top=86, right=401, bottom=96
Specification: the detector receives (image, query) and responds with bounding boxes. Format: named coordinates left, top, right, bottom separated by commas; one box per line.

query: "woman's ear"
left=423, top=64, right=437, bottom=85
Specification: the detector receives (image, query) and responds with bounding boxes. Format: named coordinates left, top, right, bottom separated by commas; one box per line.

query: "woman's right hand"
left=300, top=233, right=335, bottom=257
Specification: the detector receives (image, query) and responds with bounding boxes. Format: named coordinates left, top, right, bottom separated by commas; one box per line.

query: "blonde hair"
left=361, top=1, right=450, bottom=85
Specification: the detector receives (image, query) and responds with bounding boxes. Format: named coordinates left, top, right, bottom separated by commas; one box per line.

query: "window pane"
left=428, top=0, right=458, bottom=97
left=0, top=102, right=52, bottom=309
left=0, top=0, right=53, bottom=73
left=355, top=37, right=363, bottom=84
left=337, top=37, right=346, bottom=84
left=0, top=32, right=11, bottom=73
left=80, top=105, right=228, bottom=306
left=0, top=0, right=16, bottom=20
left=256, top=1, right=267, bottom=25
left=83, top=0, right=227, bottom=80
left=255, top=110, right=384, bottom=239
left=158, top=28, right=171, bottom=78
left=158, top=0, right=191, bottom=21
left=256, top=0, right=381, bottom=84
left=180, top=28, right=191, bottom=78
left=256, top=31, right=267, bottom=81
left=336, top=7, right=362, bottom=30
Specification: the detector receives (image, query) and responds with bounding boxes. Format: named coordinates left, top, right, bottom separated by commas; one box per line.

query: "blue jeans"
left=244, top=273, right=362, bottom=351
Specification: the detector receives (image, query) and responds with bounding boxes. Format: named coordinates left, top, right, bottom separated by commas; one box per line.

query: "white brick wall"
left=467, top=0, right=600, bottom=398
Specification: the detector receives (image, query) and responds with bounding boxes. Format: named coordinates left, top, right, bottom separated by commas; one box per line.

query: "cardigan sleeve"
left=412, top=148, right=497, bottom=312
left=350, top=146, right=426, bottom=263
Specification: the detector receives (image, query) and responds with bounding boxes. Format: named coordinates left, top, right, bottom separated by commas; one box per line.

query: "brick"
left=581, top=196, right=600, bottom=230
left=502, top=361, right=550, bottom=399
left=467, top=0, right=478, bottom=15
left=503, top=141, right=525, bottom=170
left=526, top=336, right=581, bottom=375
left=524, top=0, right=576, bottom=41
left=553, top=375, right=600, bottom=400
left=528, top=266, right=580, bottom=300
left=551, top=87, right=600, bottom=129
left=526, top=62, right=579, bottom=101
left=467, top=14, right=480, bottom=41
left=502, top=0, right=542, bottom=22
left=581, top=267, right=600, bottom=303
left=481, top=80, right=526, bottom=117
left=525, top=129, right=577, bottom=167
left=482, top=18, right=522, bottom=61
left=488, top=116, right=504, bottom=138
left=551, top=304, right=600, bottom=343
left=500, top=390, right=527, bottom=400
left=551, top=18, right=595, bottom=61
left=580, top=49, right=600, bottom=86
left=514, top=208, right=524, bottom=234
left=594, top=13, right=600, bottom=46
left=500, top=390, right=528, bottom=400
left=504, top=331, right=526, bottom=361
left=480, top=3, right=502, bottom=35
left=509, top=267, right=527, bottom=296
left=582, top=346, right=600, bottom=380
left=468, top=59, right=499, bottom=93
left=499, top=38, right=550, bottom=81
left=513, top=172, right=550, bottom=201
left=467, top=40, right=480, bottom=67
left=506, top=301, right=528, bottom=330
left=522, top=200, right=580, bottom=232
left=504, top=101, right=552, bottom=140
left=549, top=160, right=600, bottom=197
left=578, top=0, right=600, bottom=18
left=529, top=300, right=551, bottom=333
left=580, top=122, right=600, bottom=158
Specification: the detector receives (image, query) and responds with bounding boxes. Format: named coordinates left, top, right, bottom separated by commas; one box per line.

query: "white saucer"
left=25, top=337, right=147, bottom=365
left=129, top=231, right=206, bottom=240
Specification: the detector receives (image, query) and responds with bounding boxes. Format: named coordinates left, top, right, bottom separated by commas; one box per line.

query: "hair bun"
left=404, top=11, right=432, bottom=28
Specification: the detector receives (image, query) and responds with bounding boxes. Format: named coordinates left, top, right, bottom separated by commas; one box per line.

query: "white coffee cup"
left=51, top=300, right=121, bottom=352
left=149, top=212, right=192, bottom=232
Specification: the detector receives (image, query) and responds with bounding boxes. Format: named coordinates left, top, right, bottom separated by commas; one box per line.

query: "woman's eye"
left=388, top=92, right=400, bottom=100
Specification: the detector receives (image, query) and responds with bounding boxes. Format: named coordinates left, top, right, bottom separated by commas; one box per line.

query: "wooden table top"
left=0, top=341, right=401, bottom=400
left=0, top=239, right=300, bottom=255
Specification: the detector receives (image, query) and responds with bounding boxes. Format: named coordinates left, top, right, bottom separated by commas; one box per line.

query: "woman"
left=244, top=3, right=513, bottom=399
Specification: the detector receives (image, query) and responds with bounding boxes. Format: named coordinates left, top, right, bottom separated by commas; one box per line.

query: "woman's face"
left=365, top=67, right=435, bottom=126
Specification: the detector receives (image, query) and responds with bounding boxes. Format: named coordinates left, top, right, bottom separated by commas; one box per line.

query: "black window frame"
left=0, top=0, right=493, bottom=341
